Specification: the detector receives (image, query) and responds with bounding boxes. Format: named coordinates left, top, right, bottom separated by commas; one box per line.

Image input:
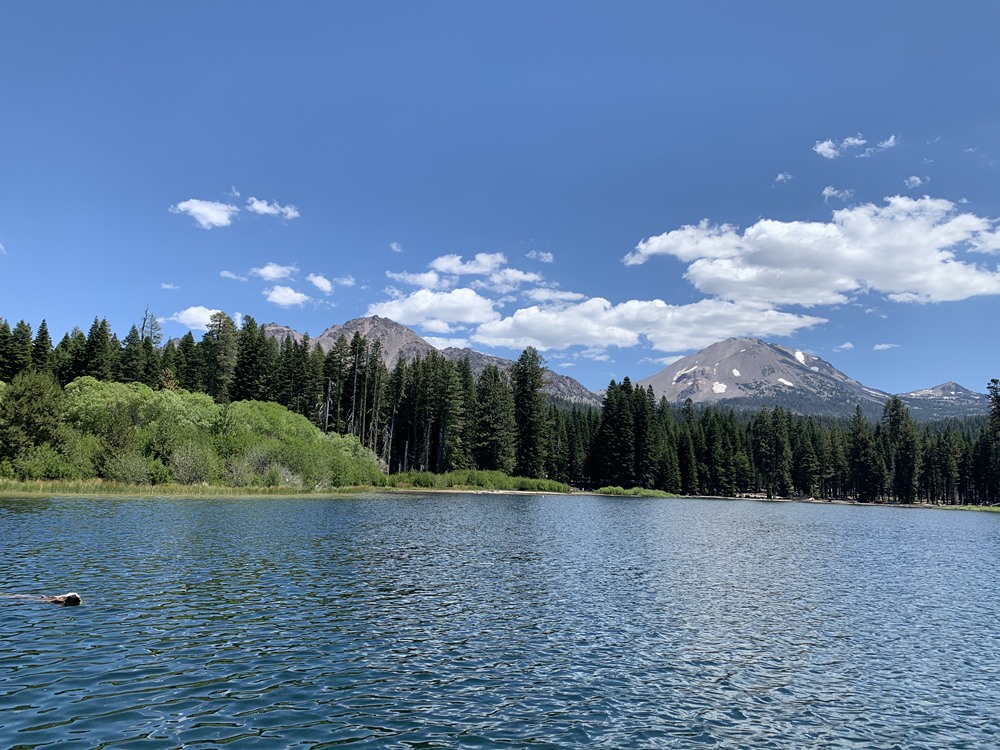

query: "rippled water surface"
left=2, top=494, right=1000, bottom=748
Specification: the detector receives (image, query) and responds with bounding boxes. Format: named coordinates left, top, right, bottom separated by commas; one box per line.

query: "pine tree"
left=511, top=347, right=549, bottom=478
left=83, top=317, right=114, bottom=381
left=31, top=319, right=53, bottom=372
left=9, top=320, right=34, bottom=379
left=117, top=325, right=144, bottom=383
left=199, top=312, right=238, bottom=403
left=0, top=319, right=12, bottom=381
left=473, top=365, right=516, bottom=473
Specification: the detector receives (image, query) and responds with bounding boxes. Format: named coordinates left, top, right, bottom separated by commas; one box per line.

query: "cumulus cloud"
left=904, top=175, right=928, bottom=189
left=557, top=362, right=576, bottom=368
left=245, top=197, right=300, bottom=220
left=169, top=199, right=240, bottom=229
left=419, top=319, right=456, bottom=334
left=833, top=341, right=855, bottom=352
left=474, top=268, right=543, bottom=293
left=524, top=288, right=587, bottom=303
left=813, top=134, right=867, bottom=159
left=813, top=140, right=840, bottom=159
left=0, top=242, right=6, bottom=254
left=160, top=282, right=179, bottom=290
left=265, top=285, right=310, bottom=307
left=624, top=195, right=1000, bottom=306
left=526, top=250, right=555, bottom=263
left=307, top=273, right=333, bottom=294
left=774, top=172, right=793, bottom=183
left=424, top=336, right=471, bottom=350
left=387, top=269, right=450, bottom=290
left=473, top=297, right=824, bottom=353
left=367, top=288, right=498, bottom=326
left=167, top=306, right=220, bottom=331
left=251, top=262, right=298, bottom=281
left=874, top=343, right=900, bottom=351
left=390, top=242, right=403, bottom=253
left=334, top=275, right=355, bottom=287
left=430, top=252, right=506, bottom=275
left=220, top=270, right=248, bottom=281
left=822, top=186, right=854, bottom=202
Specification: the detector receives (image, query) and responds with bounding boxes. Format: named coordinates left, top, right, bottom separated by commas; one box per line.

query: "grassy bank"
left=0, top=470, right=573, bottom=498
left=594, top=485, right=681, bottom=498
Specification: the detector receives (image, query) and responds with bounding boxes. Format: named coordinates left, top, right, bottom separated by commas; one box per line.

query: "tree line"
left=1, top=312, right=998, bottom=503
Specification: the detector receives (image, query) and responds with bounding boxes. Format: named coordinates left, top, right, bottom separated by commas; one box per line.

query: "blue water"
left=2, top=494, right=999, bottom=748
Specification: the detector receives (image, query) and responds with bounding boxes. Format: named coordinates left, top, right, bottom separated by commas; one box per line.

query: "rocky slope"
left=637, top=338, right=987, bottom=420
left=262, top=316, right=602, bottom=407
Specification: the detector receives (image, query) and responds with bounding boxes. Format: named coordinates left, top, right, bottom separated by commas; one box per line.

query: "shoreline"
left=1, top=480, right=998, bottom=512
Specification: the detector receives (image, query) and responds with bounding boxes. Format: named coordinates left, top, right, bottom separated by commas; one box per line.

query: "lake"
left=2, top=494, right=999, bottom=748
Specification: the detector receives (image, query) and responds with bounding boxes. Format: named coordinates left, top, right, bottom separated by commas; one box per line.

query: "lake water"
left=2, top=494, right=999, bottom=749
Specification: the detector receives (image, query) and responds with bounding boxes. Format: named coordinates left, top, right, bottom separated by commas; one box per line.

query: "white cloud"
left=386, top=269, right=450, bottom=289
left=367, top=288, right=498, bottom=326
left=420, top=319, right=455, bottom=334
left=430, top=252, right=506, bottom=275
left=813, top=139, right=840, bottom=159
left=307, top=273, right=333, bottom=294
left=774, top=172, right=793, bottom=183
left=904, top=175, right=928, bottom=189
left=473, top=297, right=824, bottom=353
left=220, top=270, right=248, bottom=281
left=0, top=242, right=6, bottom=254
left=334, top=275, right=355, bottom=287
left=251, top=262, right=298, bottom=281
left=424, top=336, right=471, bottom=350
left=167, top=306, right=220, bottom=331
left=390, top=242, right=404, bottom=253
left=245, top=197, right=300, bottom=220
left=169, top=199, right=239, bottom=229
left=265, top=285, right=310, bottom=307
left=526, top=250, right=555, bottom=263
left=624, top=195, right=1000, bottom=306
left=524, top=288, right=587, bottom=303
left=160, top=282, right=179, bottom=290
left=474, top=268, right=543, bottom=293
left=859, top=134, right=899, bottom=158
left=822, top=186, right=854, bottom=202
left=557, top=362, right=576, bottom=368
left=813, top=133, right=872, bottom=159
left=874, top=343, right=900, bottom=351
left=833, top=341, right=855, bottom=352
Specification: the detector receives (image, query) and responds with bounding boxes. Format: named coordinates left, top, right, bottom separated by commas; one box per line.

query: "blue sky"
left=2, top=3, right=999, bottom=395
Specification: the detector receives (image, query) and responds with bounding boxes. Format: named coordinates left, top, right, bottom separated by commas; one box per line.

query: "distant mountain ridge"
left=261, top=316, right=603, bottom=407
left=259, top=321, right=987, bottom=420
left=637, top=337, right=988, bottom=420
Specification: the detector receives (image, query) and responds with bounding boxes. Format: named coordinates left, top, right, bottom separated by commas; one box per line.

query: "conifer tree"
left=31, top=319, right=53, bottom=372
left=83, top=318, right=114, bottom=381
left=511, top=347, right=549, bottom=478
left=117, top=325, right=144, bottom=383
left=199, top=312, right=238, bottom=403
left=473, top=364, right=516, bottom=473
left=10, top=320, right=34, bottom=379
left=0, top=318, right=12, bottom=381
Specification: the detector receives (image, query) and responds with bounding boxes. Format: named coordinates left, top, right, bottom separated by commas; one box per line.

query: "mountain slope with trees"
left=2, top=312, right=999, bottom=505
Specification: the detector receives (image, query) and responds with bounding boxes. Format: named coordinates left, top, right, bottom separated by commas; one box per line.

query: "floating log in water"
left=1, top=592, right=82, bottom=606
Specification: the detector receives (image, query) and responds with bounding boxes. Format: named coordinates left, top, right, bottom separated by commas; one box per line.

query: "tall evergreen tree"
left=473, top=365, right=517, bottom=473
left=31, top=319, right=53, bottom=372
left=199, top=312, right=238, bottom=403
left=83, top=317, right=114, bottom=381
left=511, top=347, right=549, bottom=478
left=9, top=320, right=34, bottom=379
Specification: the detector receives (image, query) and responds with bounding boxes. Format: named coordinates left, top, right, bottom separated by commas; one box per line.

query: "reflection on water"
left=2, top=494, right=1000, bottom=748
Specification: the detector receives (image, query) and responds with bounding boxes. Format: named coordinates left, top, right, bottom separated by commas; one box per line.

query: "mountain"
left=262, top=316, right=602, bottom=407
left=899, top=381, right=988, bottom=420
left=637, top=338, right=988, bottom=420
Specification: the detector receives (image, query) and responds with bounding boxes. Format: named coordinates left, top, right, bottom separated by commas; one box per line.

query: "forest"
left=1, top=311, right=999, bottom=504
